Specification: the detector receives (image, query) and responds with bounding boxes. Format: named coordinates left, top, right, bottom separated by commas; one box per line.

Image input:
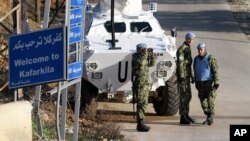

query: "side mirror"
left=171, top=28, right=177, bottom=37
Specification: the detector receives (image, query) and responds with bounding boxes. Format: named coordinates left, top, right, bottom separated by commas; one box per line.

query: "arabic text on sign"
left=13, top=33, right=62, bottom=51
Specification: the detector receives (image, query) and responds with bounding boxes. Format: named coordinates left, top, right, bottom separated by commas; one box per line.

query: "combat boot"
left=137, top=119, right=150, bottom=132
left=186, top=114, right=195, bottom=123
left=207, top=113, right=213, bottom=125
left=180, top=115, right=191, bottom=125
left=203, top=113, right=213, bottom=125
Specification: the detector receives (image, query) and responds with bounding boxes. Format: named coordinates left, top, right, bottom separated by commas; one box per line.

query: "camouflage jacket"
left=194, top=54, right=219, bottom=84
left=132, top=52, right=156, bottom=86
left=176, top=42, right=194, bottom=81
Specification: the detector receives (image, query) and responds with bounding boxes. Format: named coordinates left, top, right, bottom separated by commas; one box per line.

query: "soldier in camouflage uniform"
left=132, top=43, right=156, bottom=132
left=193, top=43, right=219, bottom=125
left=176, top=32, right=196, bottom=125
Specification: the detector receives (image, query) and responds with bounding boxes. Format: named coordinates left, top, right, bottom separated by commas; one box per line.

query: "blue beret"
left=197, top=43, right=206, bottom=49
left=136, top=43, right=147, bottom=49
left=185, top=32, right=195, bottom=40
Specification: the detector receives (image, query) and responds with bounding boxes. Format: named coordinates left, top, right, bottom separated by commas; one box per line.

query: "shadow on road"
left=155, top=10, right=241, bottom=33
left=97, top=109, right=250, bottom=124
left=197, top=35, right=250, bottom=43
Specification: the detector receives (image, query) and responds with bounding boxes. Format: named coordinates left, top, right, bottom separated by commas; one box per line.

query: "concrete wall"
left=0, top=101, right=32, bottom=141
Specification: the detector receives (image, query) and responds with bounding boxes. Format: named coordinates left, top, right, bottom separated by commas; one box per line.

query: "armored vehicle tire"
left=152, top=75, right=179, bottom=116
left=79, top=78, right=98, bottom=118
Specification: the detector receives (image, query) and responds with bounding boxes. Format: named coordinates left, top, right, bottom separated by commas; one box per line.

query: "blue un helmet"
left=185, top=32, right=196, bottom=40
left=197, top=43, right=206, bottom=49
left=136, top=43, right=147, bottom=49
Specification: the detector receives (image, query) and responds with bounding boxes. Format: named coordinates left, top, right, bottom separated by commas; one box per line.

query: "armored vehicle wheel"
left=80, top=78, right=98, bottom=118
left=152, top=75, right=179, bottom=116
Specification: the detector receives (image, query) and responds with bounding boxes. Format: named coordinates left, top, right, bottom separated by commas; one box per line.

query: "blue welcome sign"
left=8, top=26, right=66, bottom=89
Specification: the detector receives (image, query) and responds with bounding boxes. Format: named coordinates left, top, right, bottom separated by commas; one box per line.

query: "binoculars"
left=147, top=48, right=153, bottom=53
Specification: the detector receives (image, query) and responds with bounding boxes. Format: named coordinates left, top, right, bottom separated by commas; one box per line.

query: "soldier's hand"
left=213, top=83, right=219, bottom=90
left=147, top=48, right=153, bottom=53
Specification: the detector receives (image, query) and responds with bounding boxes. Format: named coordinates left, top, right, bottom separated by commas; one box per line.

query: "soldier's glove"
left=147, top=48, right=153, bottom=54
left=213, top=83, right=219, bottom=90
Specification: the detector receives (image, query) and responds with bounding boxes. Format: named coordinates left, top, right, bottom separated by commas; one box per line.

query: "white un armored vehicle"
left=81, top=0, right=179, bottom=116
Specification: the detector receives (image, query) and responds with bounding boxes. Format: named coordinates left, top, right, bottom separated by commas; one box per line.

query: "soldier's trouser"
left=135, top=85, right=149, bottom=120
left=179, top=80, right=192, bottom=115
left=196, top=81, right=217, bottom=115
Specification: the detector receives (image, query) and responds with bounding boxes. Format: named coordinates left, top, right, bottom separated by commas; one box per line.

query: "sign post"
left=34, top=0, right=51, bottom=137
left=68, top=0, right=85, bottom=141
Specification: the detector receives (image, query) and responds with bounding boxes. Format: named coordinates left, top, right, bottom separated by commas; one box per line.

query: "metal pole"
left=43, top=0, right=51, bottom=28
left=73, top=79, right=82, bottom=141
left=72, top=0, right=85, bottom=140
left=60, top=87, right=67, bottom=140
left=16, top=4, right=21, bottom=34
left=59, top=0, right=70, bottom=140
left=34, top=86, right=43, bottom=136
left=56, top=83, right=62, bottom=141
left=111, top=0, right=115, bottom=48
left=14, top=90, right=17, bottom=102
left=33, top=0, right=51, bottom=137
left=13, top=0, right=26, bottom=102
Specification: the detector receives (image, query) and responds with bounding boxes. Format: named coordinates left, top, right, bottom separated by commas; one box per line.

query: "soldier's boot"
left=203, top=113, right=213, bottom=125
left=180, top=115, right=191, bottom=125
left=137, top=119, right=150, bottom=132
left=207, top=113, right=213, bottom=126
left=186, top=114, right=195, bottom=123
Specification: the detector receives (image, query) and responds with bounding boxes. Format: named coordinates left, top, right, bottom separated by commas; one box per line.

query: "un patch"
left=230, top=125, right=250, bottom=141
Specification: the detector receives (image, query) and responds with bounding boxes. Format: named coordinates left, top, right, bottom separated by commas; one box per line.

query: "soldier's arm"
left=190, top=55, right=194, bottom=82
left=148, top=52, right=156, bottom=67
left=176, top=49, right=186, bottom=80
left=192, top=56, right=197, bottom=82
left=211, top=56, right=219, bottom=84
left=131, top=54, right=135, bottom=82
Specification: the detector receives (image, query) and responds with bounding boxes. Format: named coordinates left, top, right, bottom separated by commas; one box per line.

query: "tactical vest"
left=194, top=53, right=212, bottom=82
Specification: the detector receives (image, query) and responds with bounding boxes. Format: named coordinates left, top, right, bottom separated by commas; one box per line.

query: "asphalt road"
left=99, top=0, right=250, bottom=141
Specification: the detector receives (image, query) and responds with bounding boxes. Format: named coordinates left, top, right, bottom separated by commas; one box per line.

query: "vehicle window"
left=104, top=21, right=126, bottom=33
left=130, top=22, right=152, bottom=32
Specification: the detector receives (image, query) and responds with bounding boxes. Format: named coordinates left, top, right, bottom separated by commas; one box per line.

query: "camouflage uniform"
left=132, top=50, right=155, bottom=120
left=194, top=53, right=219, bottom=115
left=176, top=42, right=194, bottom=116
